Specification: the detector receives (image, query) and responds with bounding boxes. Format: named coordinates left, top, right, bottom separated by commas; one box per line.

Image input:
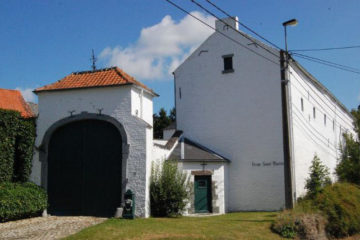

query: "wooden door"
left=194, top=175, right=212, bottom=213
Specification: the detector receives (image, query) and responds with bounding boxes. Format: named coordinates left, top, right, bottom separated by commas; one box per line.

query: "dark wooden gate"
left=48, top=120, right=122, bottom=217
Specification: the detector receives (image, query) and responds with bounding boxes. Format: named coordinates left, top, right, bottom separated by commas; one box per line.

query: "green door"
left=194, top=175, right=212, bottom=213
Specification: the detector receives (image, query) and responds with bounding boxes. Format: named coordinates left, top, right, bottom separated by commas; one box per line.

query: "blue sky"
left=1, top=0, right=359, bottom=114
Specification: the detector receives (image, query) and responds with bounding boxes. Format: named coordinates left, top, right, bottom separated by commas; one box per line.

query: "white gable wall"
left=289, top=64, right=355, bottom=199
left=174, top=21, right=286, bottom=211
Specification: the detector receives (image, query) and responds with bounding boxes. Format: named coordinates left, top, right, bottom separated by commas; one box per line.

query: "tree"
left=305, top=155, right=332, bottom=198
left=336, top=106, right=360, bottom=185
left=150, top=160, right=191, bottom=217
left=153, top=107, right=176, bottom=139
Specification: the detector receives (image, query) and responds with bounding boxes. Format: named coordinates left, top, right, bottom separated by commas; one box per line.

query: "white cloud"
left=16, top=87, right=36, bottom=103
left=100, top=12, right=215, bottom=80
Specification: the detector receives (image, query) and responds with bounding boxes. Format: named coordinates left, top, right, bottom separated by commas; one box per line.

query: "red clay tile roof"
left=0, top=89, right=35, bottom=118
left=34, top=67, right=158, bottom=96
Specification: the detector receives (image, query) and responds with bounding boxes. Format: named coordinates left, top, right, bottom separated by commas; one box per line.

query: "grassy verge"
left=65, top=212, right=284, bottom=240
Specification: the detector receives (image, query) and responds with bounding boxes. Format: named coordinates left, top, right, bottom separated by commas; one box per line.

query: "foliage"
left=0, top=110, right=35, bottom=183
left=153, top=107, right=175, bottom=139
left=305, top=155, right=332, bottom=198
left=336, top=133, right=360, bottom=185
left=0, top=182, right=48, bottom=222
left=150, top=160, right=191, bottom=217
left=271, top=211, right=298, bottom=238
left=313, top=183, right=360, bottom=238
left=273, top=183, right=360, bottom=239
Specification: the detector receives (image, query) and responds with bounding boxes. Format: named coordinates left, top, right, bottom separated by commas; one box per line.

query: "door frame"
left=194, top=175, right=212, bottom=213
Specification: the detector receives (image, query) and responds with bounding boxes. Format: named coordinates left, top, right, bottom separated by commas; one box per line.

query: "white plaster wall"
left=174, top=20, right=285, bottom=211
left=30, top=86, right=151, bottom=217
left=179, top=162, right=227, bottom=215
left=145, top=127, right=153, bottom=217
left=289, top=65, right=355, bottom=199
left=131, top=87, right=153, bottom=126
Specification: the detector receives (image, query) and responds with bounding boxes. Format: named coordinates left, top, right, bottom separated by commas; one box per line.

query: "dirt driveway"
left=0, top=216, right=106, bottom=240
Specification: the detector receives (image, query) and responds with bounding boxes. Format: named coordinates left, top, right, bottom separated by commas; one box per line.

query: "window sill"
left=222, top=69, right=234, bottom=74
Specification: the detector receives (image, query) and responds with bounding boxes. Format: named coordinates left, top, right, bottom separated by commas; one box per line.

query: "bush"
left=336, top=133, right=360, bottom=185
left=0, top=109, right=36, bottom=183
left=273, top=183, right=360, bottom=239
left=313, top=182, right=360, bottom=238
left=305, top=155, right=332, bottom=199
left=0, top=182, right=47, bottom=222
left=150, top=160, right=191, bottom=217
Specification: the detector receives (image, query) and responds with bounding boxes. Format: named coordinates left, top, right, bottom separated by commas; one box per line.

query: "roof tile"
left=34, top=67, right=158, bottom=96
left=0, top=89, right=35, bottom=118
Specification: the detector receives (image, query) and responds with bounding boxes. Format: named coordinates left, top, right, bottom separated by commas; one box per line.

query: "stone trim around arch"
left=38, top=112, right=130, bottom=194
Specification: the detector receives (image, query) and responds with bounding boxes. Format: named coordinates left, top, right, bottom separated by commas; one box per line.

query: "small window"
left=301, top=98, right=304, bottom=112
left=313, top=107, right=316, bottom=119
left=222, top=54, right=234, bottom=73
left=324, top=114, right=326, bottom=126
left=179, top=87, right=182, bottom=99
left=333, top=120, right=335, bottom=131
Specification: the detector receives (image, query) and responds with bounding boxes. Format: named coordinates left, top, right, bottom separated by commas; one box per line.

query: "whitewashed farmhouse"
left=156, top=16, right=355, bottom=214
left=29, top=17, right=354, bottom=218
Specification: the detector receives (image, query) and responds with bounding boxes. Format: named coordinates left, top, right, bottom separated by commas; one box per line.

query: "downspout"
left=280, top=50, right=294, bottom=209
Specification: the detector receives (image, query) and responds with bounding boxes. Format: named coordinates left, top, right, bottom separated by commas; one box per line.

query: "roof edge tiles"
left=0, top=88, right=35, bottom=118
left=34, top=67, right=159, bottom=96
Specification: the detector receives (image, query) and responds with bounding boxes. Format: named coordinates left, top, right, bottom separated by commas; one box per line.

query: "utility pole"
left=281, top=19, right=298, bottom=209
left=90, top=49, right=97, bottom=71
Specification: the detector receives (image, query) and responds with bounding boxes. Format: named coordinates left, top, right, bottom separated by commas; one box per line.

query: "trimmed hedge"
left=0, top=182, right=47, bottom=222
left=0, top=109, right=36, bottom=183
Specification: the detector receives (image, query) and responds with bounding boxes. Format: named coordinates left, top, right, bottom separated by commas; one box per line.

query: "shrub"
left=313, top=182, right=360, bottom=238
left=150, top=160, right=191, bottom=217
left=0, top=182, right=47, bottom=222
left=336, top=133, right=360, bottom=185
left=0, top=109, right=36, bottom=183
left=305, top=155, right=332, bottom=199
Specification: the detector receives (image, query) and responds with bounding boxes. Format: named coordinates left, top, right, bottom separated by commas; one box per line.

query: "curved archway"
left=39, top=113, right=129, bottom=217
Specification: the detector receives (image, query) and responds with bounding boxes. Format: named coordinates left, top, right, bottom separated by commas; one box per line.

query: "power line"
left=189, top=0, right=280, bottom=59
left=205, top=0, right=281, bottom=50
left=292, top=53, right=360, bottom=75
left=164, top=0, right=280, bottom=65
left=290, top=45, right=360, bottom=52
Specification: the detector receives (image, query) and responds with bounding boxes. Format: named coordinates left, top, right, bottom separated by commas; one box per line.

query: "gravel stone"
left=0, top=216, right=106, bottom=240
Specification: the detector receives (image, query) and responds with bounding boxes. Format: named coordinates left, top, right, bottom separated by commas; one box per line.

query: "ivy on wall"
left=0, top=110, right=36, bottom=183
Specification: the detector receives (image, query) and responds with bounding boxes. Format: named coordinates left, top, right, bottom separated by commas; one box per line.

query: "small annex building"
left=30, top=67, right=158, bottom=217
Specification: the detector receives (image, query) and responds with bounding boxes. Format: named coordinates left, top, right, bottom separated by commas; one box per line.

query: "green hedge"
left=0, top=182, right=48, bottom=222
left=272, top=183, right=360, bottom=238
left=314, top=182, right=360, bottom=238
left=0, top=109, right=36, bottom=183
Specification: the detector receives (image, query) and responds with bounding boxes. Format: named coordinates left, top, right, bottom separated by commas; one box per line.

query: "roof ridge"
left=72, top=67, right=117, bottom=75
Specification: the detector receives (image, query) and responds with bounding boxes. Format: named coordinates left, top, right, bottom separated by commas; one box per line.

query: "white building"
left=30, top=67, right=157, bottom=217
left=161, top=16, right=354, bottom=214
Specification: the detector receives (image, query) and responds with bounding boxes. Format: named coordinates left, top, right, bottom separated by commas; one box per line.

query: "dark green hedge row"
left=0, top=109, right=36, bottom=183
left=0, top=182, right=48, bottom=222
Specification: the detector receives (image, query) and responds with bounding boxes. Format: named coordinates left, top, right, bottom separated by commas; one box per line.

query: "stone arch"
left=38, top=112, right=129, bottom=194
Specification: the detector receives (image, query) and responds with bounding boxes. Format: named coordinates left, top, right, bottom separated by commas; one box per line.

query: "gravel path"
left=0, top=216, right=106, bottom=240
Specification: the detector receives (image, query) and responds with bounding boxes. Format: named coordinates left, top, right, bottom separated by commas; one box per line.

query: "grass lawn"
left=65, top=212, right=284, bottom=240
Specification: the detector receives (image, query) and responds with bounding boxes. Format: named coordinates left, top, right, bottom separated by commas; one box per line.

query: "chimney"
left=215, top=16, right=239, bottom=32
